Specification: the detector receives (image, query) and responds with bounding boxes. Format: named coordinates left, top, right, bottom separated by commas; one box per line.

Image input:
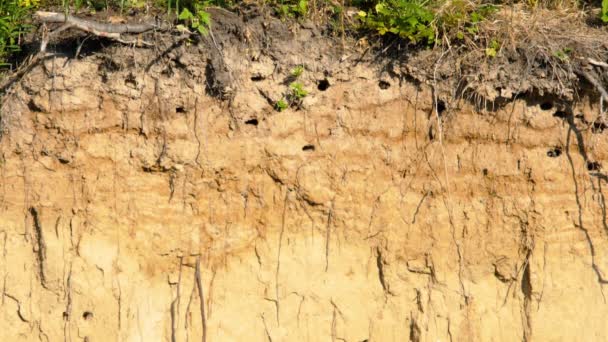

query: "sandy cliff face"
left=2, top=11, right=608, bottom=342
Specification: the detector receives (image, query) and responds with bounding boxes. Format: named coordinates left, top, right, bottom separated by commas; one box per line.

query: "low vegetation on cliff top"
left=1, top=0, right=607, bottom=65
left=1, top=0, right=608, bottom=109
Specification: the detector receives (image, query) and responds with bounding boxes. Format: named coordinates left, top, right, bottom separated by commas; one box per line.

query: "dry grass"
left=485, top=5, right=607, bottom=95
left=400, top=3, right=608, bottom=109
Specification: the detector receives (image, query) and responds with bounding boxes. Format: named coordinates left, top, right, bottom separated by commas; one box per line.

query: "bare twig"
left=41, top=23, right=73, bottom=52
left=74, top=35, right=92, bottom=59
left=588, top=58, right=608, bottom=68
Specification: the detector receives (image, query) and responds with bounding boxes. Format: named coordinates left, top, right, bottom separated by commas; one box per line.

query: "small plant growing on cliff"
left=289, top=82, right=308, bottom=99
left=178, top=6, right=211, bottom=35
left=277, top=0, right=308, bottom=19
left=274, top=82, right=308, bottom=111
left=275, top=99, right=288, bottom=112
left=459, top=4, right=498, bottom=35
left=485, top=39, right=500, bottom=57
left=291, top=65, right=304, bottom=78
left=553, top=47, right=573, bottom=61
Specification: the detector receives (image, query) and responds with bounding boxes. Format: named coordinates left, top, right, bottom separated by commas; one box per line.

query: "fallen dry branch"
left=35, top=11, right=159, bottom=50
left=35, top=11, right=157, bottom=34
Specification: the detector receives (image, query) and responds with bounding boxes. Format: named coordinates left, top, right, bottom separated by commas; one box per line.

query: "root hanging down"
left=577, top=60, right=608, bottom=123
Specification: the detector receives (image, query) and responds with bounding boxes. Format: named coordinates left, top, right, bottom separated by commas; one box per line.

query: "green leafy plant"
left=291, top=65, right=304, bottom=78
left=275, top=99, right=288, bottom=111
left=178, top=6, right=211, bottom=34
left=0, top=0, right=36, bottom=67
left=358, top=0, right=498, bottom=44
left=274, top=82, right=308, bottom=111
left=278, top=0, right=308, bottom=18
left=358, top=0, right=435, bottom=44
left=485, top=39, right=500, bottom=57
left=289, top=82, right=308, bottom=99
left=466, top=4, right=497, bottom=34
left=602, top=0, right=608, bottom=23
left=554, top=47, right=572, bottom=61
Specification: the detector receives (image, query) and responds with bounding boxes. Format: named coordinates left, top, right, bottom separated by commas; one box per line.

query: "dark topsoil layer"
left=4, top=4, right=608, bottom=116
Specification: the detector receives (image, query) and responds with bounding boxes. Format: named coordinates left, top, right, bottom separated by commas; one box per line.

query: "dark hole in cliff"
left=162, top=65, right=174, bottom=77
left=99, top=57, right=120, bottom=73
left=175, top=106, right=185, bottom=113
left=521, top=263, right=532, bottom=299
left=587, top=161, right=602, bottom=171
left=540, top=102, right=554, bottom=110
left=302, top=144, right=315, bottom=151
left=378, top=80, right=391, bottom=89
left=124, top=73, right=137, bottom=87
left=82, top=311, right=93, bottom=320
left=245, top=118, right=259, bottom=126
left=317, top=79, right=330, bottom=91
left=482, top=168, right=488, bottom=176
left=62, top=312, right=69, bottom=320
left=547, top=147, right=562, bottom=158
left=28, top=99, right=42, bottom=112
left=409, top=319, right=421, bottom=342
left=592, top=121, right=607, bottom=133
left=574, top=113, right=590, bottom=124
left=428, top=126, right=434, bottom=141
left=250, top=74, right=264, bottom=82
left=435, top=100, right=446, bottom=116
left=553, top=111, right=569, bottom=119
left=204, top=63, right=220, bottom=98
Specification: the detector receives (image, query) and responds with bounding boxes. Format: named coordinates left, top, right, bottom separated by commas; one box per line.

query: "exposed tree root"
left=194, top=257, right=208, bottom=342
left=576, top=66, right=608, bottom=122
